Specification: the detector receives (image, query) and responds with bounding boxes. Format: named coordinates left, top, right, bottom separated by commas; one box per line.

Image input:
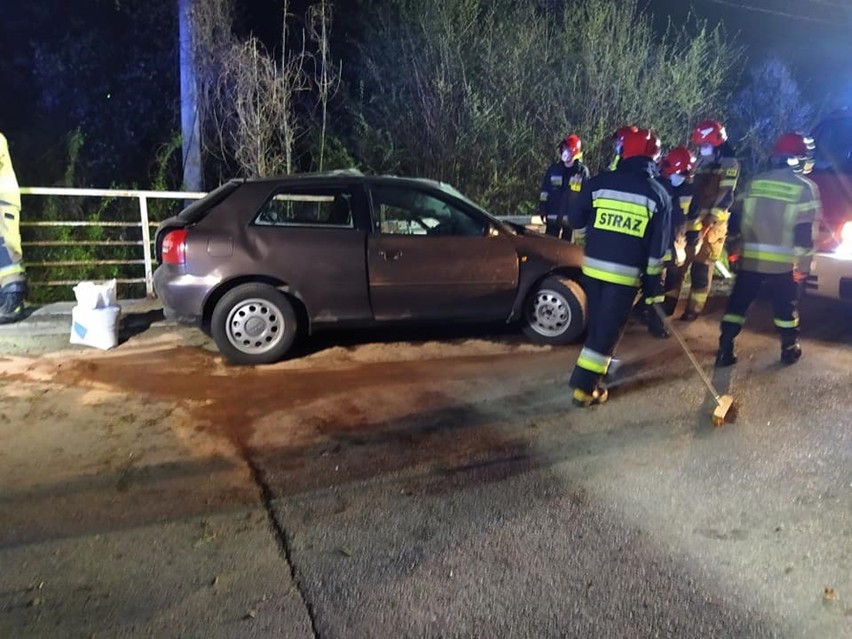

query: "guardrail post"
left=139, top=195, right=154, bottom=297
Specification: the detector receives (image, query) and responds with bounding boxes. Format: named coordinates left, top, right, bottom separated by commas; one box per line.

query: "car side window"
left=254, top=189, right=354, bottom=228
left=371, top=186, right=487, bottom=237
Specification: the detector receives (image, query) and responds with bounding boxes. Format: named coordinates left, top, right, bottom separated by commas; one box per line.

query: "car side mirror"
left=487, top=224, right=501, bottom=238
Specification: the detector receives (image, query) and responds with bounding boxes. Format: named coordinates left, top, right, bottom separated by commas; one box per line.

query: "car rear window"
left=253, top=190, right=355, bottom=228
left=177, top=180, right=242, bottom=223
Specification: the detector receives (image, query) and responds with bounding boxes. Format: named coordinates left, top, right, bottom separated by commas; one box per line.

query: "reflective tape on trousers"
left=774, top=317, right=800, bottom=329
left=576, top=347, right=611, bottom=374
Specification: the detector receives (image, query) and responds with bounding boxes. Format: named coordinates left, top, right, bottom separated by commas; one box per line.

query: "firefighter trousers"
left=569, top=277, right=636, bottom=394
left=719, top=270, right=799, bottom=347
left=662, top=258, right=685, bottom=315
left=0, top=203, right=25, bottom=288
left=685, top=220, right=727, bottom=314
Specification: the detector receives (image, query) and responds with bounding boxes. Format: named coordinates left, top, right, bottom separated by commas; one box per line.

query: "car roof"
left=238, top=170, right=452, bottom=191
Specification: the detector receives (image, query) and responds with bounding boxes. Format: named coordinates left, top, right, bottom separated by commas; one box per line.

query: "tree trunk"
left=179, top=0, right=203, bottom=191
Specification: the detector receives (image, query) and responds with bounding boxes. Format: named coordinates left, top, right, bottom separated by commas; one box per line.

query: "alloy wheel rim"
left=527, top=289, right=572, bottom=337
left=225, top=297, right=286, bottom=355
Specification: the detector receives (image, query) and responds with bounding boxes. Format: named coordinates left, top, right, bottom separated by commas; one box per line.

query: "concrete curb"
left=0, top=299, right=176, bottom=337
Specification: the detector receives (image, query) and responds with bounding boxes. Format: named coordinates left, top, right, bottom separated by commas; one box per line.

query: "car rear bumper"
left=807, top=252, right=852, bottom=302
left=153, top=264, right=220, bottom=324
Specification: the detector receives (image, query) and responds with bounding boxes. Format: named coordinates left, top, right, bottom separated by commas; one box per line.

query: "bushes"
left=729, top=57, right=815, bottom=176
left=186, top=0, right=741, bottom=213
left=347, top=0, right=740, bottom=214
left=23, top=132, right=183, bottom=303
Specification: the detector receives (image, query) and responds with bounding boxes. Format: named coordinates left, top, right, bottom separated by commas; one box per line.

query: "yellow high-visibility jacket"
left=688, top=155, right=739, bottom=230
left=732, top=168, right=821, bottom=274
left=0, top=133, right=20, bottom=210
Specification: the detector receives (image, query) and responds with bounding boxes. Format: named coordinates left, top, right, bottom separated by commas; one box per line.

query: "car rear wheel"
left=522, top=276, right=587, bottom=345
left=211, top=283, right=298, bottom=365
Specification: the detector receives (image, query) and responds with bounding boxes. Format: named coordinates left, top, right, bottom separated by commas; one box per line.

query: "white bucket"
left=70, top=305, right=121, bottom=350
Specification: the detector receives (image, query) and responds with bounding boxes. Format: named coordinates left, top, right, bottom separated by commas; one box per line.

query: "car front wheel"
left=522, top=276, right=587, bottom=345
left=211, top=283, right=298, bottom=365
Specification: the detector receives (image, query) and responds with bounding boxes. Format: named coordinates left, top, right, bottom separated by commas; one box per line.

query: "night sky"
left=651, top=0, right=852, bottom=107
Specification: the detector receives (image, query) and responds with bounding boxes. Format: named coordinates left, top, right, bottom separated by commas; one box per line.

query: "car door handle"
left=379, top=249, right=403, bottom=261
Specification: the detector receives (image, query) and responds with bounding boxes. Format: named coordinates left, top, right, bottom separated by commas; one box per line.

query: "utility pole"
left=179, top=0, right=202, bottom=191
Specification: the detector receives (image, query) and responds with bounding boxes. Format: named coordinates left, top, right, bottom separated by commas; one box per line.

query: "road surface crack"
left=243, top=451, right=321, bottom=638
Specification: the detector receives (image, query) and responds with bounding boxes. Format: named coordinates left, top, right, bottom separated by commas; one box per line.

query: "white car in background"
left=805, top=110, right=852, bottom=303
left=809, top=229, right=852, bottom=302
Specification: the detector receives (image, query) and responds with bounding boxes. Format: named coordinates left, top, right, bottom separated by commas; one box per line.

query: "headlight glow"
left=838, top=220, right=852, bottom=256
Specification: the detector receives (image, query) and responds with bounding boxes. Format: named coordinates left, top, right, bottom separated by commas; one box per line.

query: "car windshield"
left=433, top=182, right=516, bottom=234
left=177, top=180, right=242, bottom=223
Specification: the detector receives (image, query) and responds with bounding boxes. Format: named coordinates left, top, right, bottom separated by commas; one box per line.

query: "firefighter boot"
left=604, top=358, right=622, bottom=381
left=715, top=338, right=738, bottom=368
left=0, top=281, right=26, bottom=324
left=646, top=309, right=670, bottom=339
left=572, top=386, right=609, bottom=408
left=780, top=341, right=802, bottom=365
left=679, top=308, right=699, bottom=322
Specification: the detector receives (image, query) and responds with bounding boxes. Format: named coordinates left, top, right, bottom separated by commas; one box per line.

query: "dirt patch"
left=0, top=335, right=567, bottom=510
left=49, top=340, right=565, bottom=448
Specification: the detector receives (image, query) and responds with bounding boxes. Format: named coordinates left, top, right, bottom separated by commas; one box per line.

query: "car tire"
left=522, top=276, right=587, bottom=345
left=211, top=283, right=298, bottom=365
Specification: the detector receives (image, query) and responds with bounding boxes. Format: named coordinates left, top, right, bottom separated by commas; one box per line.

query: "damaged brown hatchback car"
left=153, top=171, right=588, bottom=365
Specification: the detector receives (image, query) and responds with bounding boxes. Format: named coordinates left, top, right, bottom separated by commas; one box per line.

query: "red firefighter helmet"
left=559, top=133, right=583, bottom=160
left=772, top=132, right=814, bottom=159
left=660, top=146, right=696, bottom=177
left=612, top=125, right=638, bottom=146
left=622, top=128, right=660, bottom=160
left=645, top=131, right=662, bottom=161
left=691, top=119, right=728, bottom=147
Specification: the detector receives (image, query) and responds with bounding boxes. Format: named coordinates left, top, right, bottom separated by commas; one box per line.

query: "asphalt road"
left=0, top=295, right=850, bottom=638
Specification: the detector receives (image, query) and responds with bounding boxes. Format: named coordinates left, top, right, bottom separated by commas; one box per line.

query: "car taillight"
left=161, top=229, right=188, bottom=265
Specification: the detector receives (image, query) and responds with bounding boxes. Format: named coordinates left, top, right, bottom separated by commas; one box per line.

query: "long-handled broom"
left=651, top=304, right=734, bottom=426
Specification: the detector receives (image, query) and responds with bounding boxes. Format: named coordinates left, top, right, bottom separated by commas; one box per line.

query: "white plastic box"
left=69, top=279, right=121, bottom=350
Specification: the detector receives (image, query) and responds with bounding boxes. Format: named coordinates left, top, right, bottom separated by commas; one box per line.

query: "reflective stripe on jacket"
left=568, top=156, right=671, bottom=288
left=737, top=169, right=820, bottom=274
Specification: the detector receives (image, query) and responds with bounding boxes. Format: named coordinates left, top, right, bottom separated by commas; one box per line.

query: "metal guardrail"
left=19, top=187, right=543, bottom=297
left=20, top=187, right=206, bottom=296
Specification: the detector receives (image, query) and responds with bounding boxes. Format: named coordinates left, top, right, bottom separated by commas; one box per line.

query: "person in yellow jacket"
left=679, top=119, right=740, bottom=321
left=0, top=132, right=26, bottom=323
left=715, top=132, right=820, bottom=367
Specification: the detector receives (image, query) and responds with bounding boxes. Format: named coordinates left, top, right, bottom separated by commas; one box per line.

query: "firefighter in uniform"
left=538, top=134, right=590, bottom=239
left=579, top=125, right=639, bottom=254
left=658, top=146, right=696, bottom=318
left=715, top=132, right=820, bottom=367
left=0, top=132, right=26, bottom=324
left=567, top=128, right=671, bottom=407
left=679, top=119, right=740, bottom=321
